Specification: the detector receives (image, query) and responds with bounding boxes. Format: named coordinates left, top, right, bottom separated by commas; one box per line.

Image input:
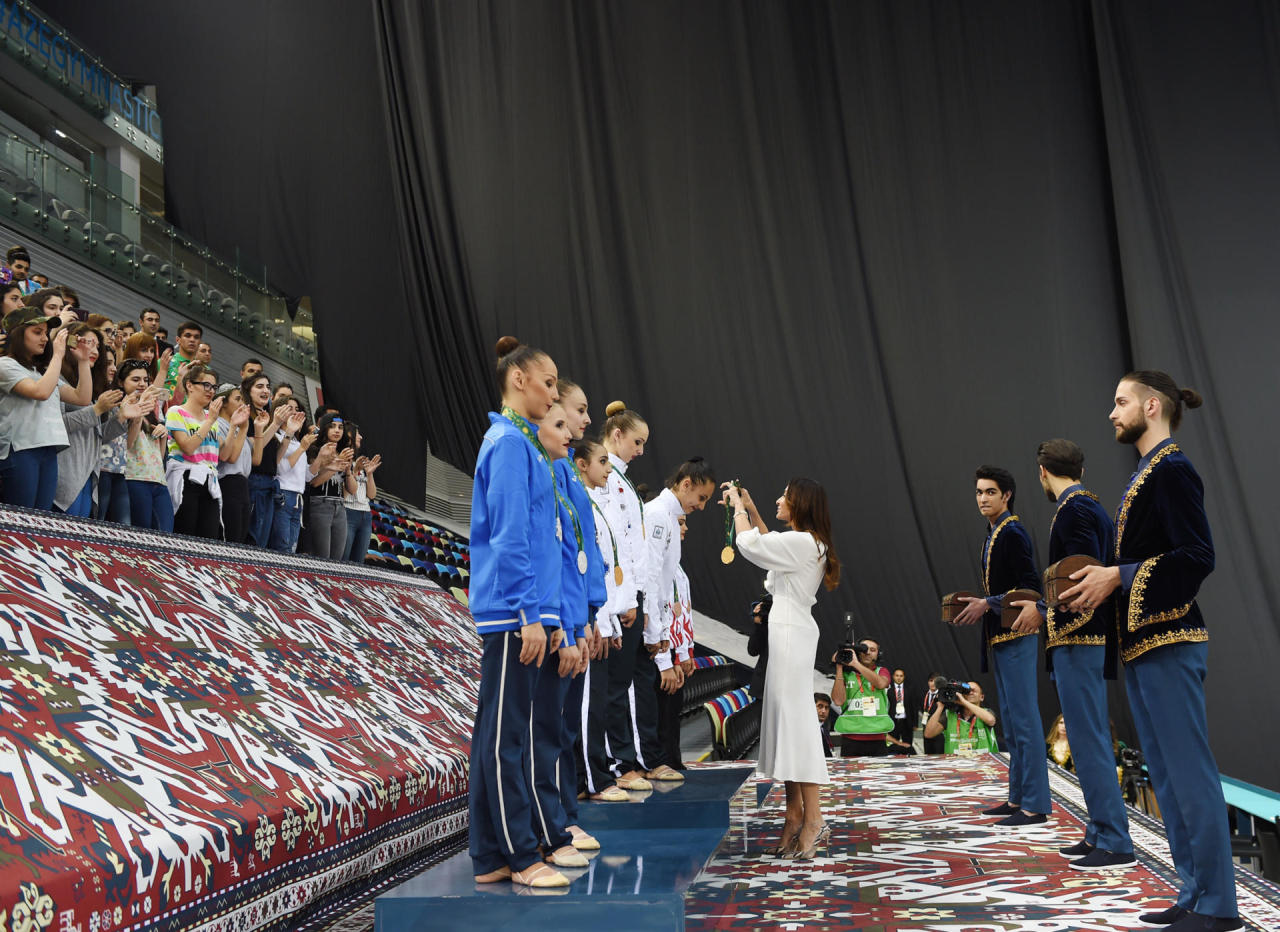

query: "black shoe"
left=1058, top=839, right=1095, bottom=859
left=1069, top=848, right=1137, bottom=871
left=982, top=801, right=1020, bottom=816
left=1163, top=913, right=1242, bottom=932
left=1139, top=907, right=1188, bottom=925
left=995, top=811, right=1048, bottom=828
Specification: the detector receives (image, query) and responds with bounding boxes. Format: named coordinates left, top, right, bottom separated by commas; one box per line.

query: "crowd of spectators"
left=0, top=242, right=380, bottom=561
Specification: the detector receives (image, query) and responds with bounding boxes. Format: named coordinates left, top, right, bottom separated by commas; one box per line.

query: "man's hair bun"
left=1180, top=387, right=1203, bottom=409
left=605, top=400, right=626, bottom=417
left=495, top=336, right=521, bottom=358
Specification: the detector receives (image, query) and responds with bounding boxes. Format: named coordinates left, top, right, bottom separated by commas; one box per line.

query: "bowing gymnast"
left=1060, top=371, right=1237, bottom=932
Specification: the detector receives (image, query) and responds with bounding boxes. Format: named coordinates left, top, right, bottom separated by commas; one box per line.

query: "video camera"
left=834, top=612, right=875, bottom=667
left=933, top=676, right=973, bottom=708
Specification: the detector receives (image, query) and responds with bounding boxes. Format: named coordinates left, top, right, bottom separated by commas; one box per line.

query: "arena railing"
left=0, top=129, right=318, bottom=375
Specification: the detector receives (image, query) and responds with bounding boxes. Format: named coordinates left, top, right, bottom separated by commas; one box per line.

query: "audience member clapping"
left=117, top=360, right=172, bottom=531
left=94, top=341, right=131, bottom=523
left=165, top=364, right=224, bottom=539
left=0, top=307, right=71, bottom=508
left=53, top=325, right=119, bottom=517
left=242, top=373, right=289, bottom=547
left=303, top=414, right=354, bottom=558
left=343, top=425, right=380, bottom=562
left=271, top=406, right=317, bottom=552
left=214, top=385, right=253, bottom=543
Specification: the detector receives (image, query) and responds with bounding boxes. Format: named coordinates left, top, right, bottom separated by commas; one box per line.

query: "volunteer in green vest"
left=923, top=681, right=998, bottom=754
left=829, top=639, right=893, bottom=756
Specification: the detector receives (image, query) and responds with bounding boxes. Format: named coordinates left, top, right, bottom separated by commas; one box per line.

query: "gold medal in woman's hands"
left=614, top=566, right=624, bottom=586
left=721, top=546, right=735, bottom=564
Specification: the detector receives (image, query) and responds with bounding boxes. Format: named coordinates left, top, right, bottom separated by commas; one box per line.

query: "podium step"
left=376, top=766, right=755, bottom=931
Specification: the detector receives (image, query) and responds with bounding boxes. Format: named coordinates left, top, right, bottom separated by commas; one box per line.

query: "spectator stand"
left=701, top=686, right=760, bottom=761
left=365, top=500, right=471, bottom=603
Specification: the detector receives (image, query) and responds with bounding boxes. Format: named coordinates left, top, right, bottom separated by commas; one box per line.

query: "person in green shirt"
left=829, top=639, right=892, bottom=756
left=165, top=320, right=204, bottom=400
left=923, top=681, right=998, bottom=755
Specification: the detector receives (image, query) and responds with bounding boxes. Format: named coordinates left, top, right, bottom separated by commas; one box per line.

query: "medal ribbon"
left=615, top=463, right=646, bottom=535
left=723, top=480, right=742, bottom=552
left=591, top=500, right=620, bottom=569
left=502, top=406, right=584, bottom=558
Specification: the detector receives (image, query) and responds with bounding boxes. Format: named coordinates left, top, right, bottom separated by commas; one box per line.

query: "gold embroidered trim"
left=1048, top=488, right=1100, bottom=542
left=1127, top=555, right=1193, bottom=632
left=982, top=513, right=1017, bottom=597
left=1114, top=443, right=1179, bottom=557
left=1049, top=633, right=1107, bottom=650
left=1046, top=602, right=1096, bottom=643
left=1122, top=627, right=1208, bottom=663
left=989, top=628, right=1034, bottom=646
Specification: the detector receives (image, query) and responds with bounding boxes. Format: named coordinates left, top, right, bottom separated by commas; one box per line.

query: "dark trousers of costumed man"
left=1112, top=439, right=1234, bottom=919
left=1036, top=458, right=1133, bottom=867
left=980, top=508, right=1051, bottom=822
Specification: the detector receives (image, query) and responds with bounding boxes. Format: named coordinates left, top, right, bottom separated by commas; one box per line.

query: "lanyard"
left=954, top=713, right=978, bottom=741
left=592, top=499, right=625, bottom=586
left=615, top=464, right=646, bottom=535
left=502, top=407, right=585, bottom=572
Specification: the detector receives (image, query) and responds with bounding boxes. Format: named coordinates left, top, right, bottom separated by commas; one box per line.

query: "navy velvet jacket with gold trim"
left=1044, top=484, right=1114, bottom=656
left=980, top=512, right=1039, bottom=665
left=1114, top=438, right=1214, bottom=663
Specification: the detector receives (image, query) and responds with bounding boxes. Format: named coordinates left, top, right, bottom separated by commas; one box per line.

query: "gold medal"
left=614, top=566, right=624, bottom=586
left=721, top=546, right=735, bottom=564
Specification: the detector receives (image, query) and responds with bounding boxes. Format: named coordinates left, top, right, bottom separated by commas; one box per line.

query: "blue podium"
left=375, top=766, right=755, bottom=931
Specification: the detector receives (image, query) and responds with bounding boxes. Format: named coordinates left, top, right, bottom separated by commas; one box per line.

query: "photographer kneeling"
left=830, top=639, right=892, bottom=757
left=923, top=678, right=998, bottom=755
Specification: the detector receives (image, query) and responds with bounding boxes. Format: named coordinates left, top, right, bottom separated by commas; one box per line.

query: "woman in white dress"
left=723, top=478, right=841, bottom=860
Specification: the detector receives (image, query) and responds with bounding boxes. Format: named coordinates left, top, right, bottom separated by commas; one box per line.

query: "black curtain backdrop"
left=39, top=1, right=1280, bottom=787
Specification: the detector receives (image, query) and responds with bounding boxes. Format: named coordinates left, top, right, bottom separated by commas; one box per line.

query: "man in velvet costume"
left=1062, top=371, right=1238, bottom=932
left=1029, top=439, right=1134, bottom=871
left=952, top=465, right=1050, bottom=827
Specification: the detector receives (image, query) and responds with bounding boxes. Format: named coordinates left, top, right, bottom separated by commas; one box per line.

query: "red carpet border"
left=0, top=507, right=478, bottom=932
left=685, top=754, right=1280, bottom=931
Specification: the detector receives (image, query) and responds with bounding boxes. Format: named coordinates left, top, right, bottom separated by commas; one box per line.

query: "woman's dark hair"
left=666, top=456, right=716, bottom=490
left=241, top=373, right=272, bottom=415
left=91, top=343, right=115, bottom=397
left=58, top=285, right=79, bottom=307
left=785, top=477, right=841, bottom=591
left=974, top=464, right=1016, bottom=509
left=3, top=317, right=52, bottom=370
left=494, top=335, right=549, bottom=396
left=603, top=400, right=646, bottom=438
left=24, top=287, right=65, bottom=314
left=1036, top=439, right=1084, bottom=481
left=1123, top=369, right=1203, bottom=431
left=312, top=413, right=351, bottom=458
left=574, top=436, right=605, bottom=463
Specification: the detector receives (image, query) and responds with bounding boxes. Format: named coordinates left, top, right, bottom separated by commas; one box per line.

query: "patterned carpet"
left=685, top=754, right=1280, bottom=931
left=0, top=507, right=475, bottom=932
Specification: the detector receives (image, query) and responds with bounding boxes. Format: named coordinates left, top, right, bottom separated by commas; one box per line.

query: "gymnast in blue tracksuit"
left=468, top=337, right=571, bottom=889
left=525, top=401, right=594, bottom=867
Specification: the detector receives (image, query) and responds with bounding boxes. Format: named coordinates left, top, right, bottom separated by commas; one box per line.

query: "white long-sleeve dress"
left=736, top=527, right=829, bottom=785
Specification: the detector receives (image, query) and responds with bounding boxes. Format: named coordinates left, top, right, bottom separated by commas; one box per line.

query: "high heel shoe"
left=763, top=822, right=803, bottom=857
left=789, top=822, right=831, bottom=861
